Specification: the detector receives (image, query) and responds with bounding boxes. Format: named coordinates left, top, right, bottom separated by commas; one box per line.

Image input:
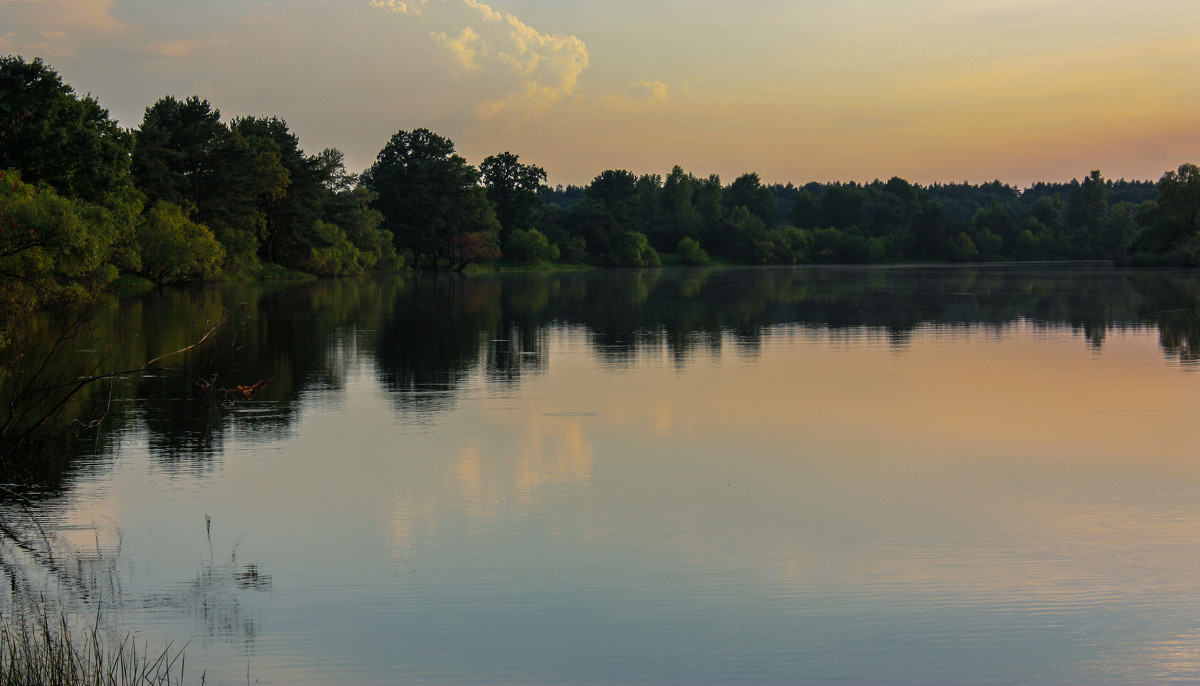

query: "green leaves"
left=133, top=97, right=289, bottom=274
left=135, top=201, right=224, bottom=286
left=363, top=129, right=500, bottom=270
left=481, top=152, right=547, bottom=245
left=0, top=56, right=134, bottom=207
left=0, top=171, right=120, bottom=319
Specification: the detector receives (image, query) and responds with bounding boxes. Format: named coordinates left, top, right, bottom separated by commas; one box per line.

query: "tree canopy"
left=481, top=152, right=547, bottom=247
left=0, top=54, right=1196, bottom=281
left=0, top=56, right=135, bottom=207
left=362, top=128, right=499, bottom=271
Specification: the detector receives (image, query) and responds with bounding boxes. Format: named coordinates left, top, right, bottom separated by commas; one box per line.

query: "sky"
left=2, top=0, right=1198, bottom=187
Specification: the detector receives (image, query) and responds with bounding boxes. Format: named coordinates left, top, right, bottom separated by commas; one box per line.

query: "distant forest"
left=537, top=170, right=1161, bottom=266
left=4, top=54, right=1200, bottom=316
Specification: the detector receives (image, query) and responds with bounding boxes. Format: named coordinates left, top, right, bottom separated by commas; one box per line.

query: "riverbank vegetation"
left=0, top=605, right=188, bottom=686
left=3, top=54, right=1200, bottom=459
left=4, top=54, right=1200, bottom=293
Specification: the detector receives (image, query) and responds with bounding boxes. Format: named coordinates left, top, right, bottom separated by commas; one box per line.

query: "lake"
left=4, top=264, right=1200, bottom=685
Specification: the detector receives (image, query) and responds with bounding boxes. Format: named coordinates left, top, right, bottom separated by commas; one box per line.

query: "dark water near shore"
left=5, top=264, right=1200, bottom=685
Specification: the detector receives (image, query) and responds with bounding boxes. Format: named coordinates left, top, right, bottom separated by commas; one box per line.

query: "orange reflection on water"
left=552, top=323, right=1200, bottom=464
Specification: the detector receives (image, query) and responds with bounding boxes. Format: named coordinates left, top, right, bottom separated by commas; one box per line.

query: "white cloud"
left=373, top=0, right=589, bottom=122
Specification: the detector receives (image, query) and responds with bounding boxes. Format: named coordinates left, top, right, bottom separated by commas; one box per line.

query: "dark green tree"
left=571, top=170, right=641, bottom=260
left=132, top=96, right=287, bottom=272
left=1128, top=163, right=1200, bottom=261
left=723, top=173, right=778, bottom=227
left=654, top=165, right=699, bottom=251
left=586, top=170, right=640, bottom=225
left=692, top=174, right=724, bottom=247
left=634, top=173, right=663, bottom=241
left=0, top=56, right=135, bottom=207
left=362, top=128, right=499, bottom=270
left=676, top=236, right=709, bottom=265
left=1067, top=170, right=1109, bottom=233
left=480, top=152, right=547, bottom=247
left=910, top=200, right=957, bottom=260
left=230, top=116, right=328, bottom=266
left=1151, top=163, right=1200, bottom=236
left=321, top=180, right=395, bottom=272
left=821, top=183, right=869, bottom=230
left=883, top=176, right=917, bottom=205
left=973, top=202, right=1019, bottom=255
left=566, top=198, right=623, bottom=260
left=788, top=188, right=822, bottom=228
left=0, top=170, right=121, bottom=319
left=613, top=231, right=660, bottom=267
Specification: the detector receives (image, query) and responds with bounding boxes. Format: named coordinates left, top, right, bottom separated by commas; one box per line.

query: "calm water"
left=5, top=264, right=1200, bottom=685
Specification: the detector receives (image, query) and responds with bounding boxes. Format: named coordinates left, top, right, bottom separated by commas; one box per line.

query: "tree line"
left=4, top=53, right=1200, bottom=319
left=16, top=265, right=1200, bottom=485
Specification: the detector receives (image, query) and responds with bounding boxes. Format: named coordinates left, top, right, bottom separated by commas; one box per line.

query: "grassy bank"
left=0, top=606, right=190, bottom=686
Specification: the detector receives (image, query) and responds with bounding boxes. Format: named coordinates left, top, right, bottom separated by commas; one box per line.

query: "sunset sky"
left=2, top=0, right=1198, bottom=187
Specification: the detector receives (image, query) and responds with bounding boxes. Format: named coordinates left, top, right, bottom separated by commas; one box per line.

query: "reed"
left=0, top=604, right=192, bottom=686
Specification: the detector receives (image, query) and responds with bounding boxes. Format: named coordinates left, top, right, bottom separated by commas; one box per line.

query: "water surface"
left=5, top=265, right=1200, bottom=685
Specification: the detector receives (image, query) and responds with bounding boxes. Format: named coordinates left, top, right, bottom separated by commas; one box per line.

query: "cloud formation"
left=627, top=79, right=669, bottom=103
left=0, top=0, right=130, bottom=56
left=369, top=0, right=426, bottom=14
left=433, top=26, right=484, bottom=72
left=373, top=0, right=589, bottom=122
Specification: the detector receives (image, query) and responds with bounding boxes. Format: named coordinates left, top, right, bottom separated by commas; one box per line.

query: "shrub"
left=676, top=237, right=709, bottom=265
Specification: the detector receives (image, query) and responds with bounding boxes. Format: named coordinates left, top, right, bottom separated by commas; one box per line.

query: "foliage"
left=504, top=228, right=559, bottom=263
left=322, top=184, right=396, bottom=271
left=724, top=172, right=778, bottom=227
left=676, top=237, right=709, bottom=265
left=1067, top=170, right=1109, bottom=234
left=585, top=170, right=641, bottom=226
left=452, top=230, right=502, bottom=270
left=230, top=116, right=320, bottom=266
left=132, top=96, right=287, bottom=273
left=362, top=128, right=500, bottom=270
left=0, top=56, right=135, bottom=207
left=653, top=166, right=699, bottom=251
left=135, top=202, right=224, bottom=286
left=947, top=232, right=976, bottom=261
left=540, top=165, right=1160, bottom=265
left=300, top=219, right=368, bottom=276
left=0, top=171, right=120, bottom=325
left=1125, top=164, right=1200, bottom=264
left=1, top=56, right=1197, bottom=276
left=613, top=231, right=660, bottom=267
left=764, top=227, right=808, bottom=264
left=481, top=152, right=547, bottom=245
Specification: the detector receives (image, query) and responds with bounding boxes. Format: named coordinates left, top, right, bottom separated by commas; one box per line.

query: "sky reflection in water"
left=8, top=265, right=1200, bottom=685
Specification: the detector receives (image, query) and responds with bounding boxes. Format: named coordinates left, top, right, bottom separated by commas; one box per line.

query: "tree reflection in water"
left=7, top=264, right=1200, bottom=489
left=2, top=263, right=1200, bottom=646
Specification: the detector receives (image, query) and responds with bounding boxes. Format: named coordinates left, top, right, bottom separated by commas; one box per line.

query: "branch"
left=11, top=318, right=226, bottom=443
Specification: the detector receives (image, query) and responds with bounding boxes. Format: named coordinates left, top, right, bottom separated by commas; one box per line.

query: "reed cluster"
left=0, top=606, right=191, bottom=686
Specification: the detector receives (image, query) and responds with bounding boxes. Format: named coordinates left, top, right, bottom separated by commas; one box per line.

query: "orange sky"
left=2, top=0, right=1198, bottom=186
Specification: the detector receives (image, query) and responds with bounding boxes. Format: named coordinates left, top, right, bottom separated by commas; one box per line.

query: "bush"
left=136, top=202, right=224, bottom=285
left=613, top=231, right=659, bottom=267
left=303, top=219, right=369, bottom=276
left=676, top=237, right=709, bottom=265
left=504, top=229, right=560, bottom=263
left=0, top=171, right=121, bottom=317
